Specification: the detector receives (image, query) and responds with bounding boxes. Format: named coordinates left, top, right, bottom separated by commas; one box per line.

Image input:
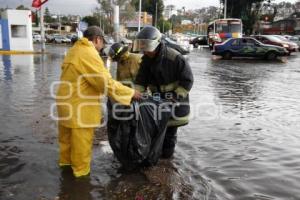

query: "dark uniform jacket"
left=135, top=43, right=194, bottom=127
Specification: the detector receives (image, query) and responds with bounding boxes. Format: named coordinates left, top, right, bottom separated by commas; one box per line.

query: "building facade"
left=0, top=9, right=33, bottom=51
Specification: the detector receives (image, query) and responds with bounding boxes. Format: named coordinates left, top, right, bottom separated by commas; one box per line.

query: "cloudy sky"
left=0, top=0, right=298, bottom=15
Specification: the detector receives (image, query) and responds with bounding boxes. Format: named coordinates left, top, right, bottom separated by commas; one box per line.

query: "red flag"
left=32, top=0, right=48, bottom=8
left=32, top=0, right=41, bottom=8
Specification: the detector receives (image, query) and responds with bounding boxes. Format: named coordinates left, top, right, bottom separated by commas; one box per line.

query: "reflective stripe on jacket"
left=135, top=43, right=194, bottom=127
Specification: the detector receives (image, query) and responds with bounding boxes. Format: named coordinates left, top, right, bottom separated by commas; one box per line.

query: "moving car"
left=252, top=35, right=298, bottom=55
left=212, top=37, right=289, bottom=60
left=189, top=35, right=208, bottom=48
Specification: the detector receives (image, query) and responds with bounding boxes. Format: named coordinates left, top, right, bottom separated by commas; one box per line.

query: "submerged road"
left=0, top=45, right=300, bottom=200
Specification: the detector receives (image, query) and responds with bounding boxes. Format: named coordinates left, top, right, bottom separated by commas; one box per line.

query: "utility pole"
left=170, top=5, right=174, bottom=35
left=224, top=0, right=227, bottom=19
left=138, top=0, right=142, bottom=31
left=58, top=14, right=61, bottom=35
left=40, top=6, right=45, bottom=52
left=112, top=0, right=120, bottom=42
left=99, top=10, right=102, bottom=30
left=155, top=1, right=158, bottom=27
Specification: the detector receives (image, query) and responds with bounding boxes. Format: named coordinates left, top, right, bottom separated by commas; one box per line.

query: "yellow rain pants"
left=58, top=125, right=94, bottom=177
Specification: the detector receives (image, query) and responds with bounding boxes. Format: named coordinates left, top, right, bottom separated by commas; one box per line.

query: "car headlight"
left=283, top=44, right=289, bottom=48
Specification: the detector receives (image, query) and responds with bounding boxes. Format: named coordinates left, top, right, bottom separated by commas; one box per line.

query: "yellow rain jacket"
left=56, top=38, right=134, bottom=128
left=117, top=52, right=142, bottom=82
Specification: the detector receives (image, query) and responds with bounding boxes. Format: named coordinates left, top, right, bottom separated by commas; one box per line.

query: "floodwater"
left=1, top=45, right=300, bottom=200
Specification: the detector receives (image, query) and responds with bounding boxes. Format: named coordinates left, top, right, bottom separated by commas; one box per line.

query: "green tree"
left=16, top=5, right=30, bottom=10
left=158, top=19, right=171, bottom=33
left=132, top=0, right=164, bottom=26
left=60, top=16, right=69, bottom=25
left=193, top=7, right=220, bottom=24
left=82, top=16, right=99, bottom=26
left=44, top=7, right=55, bottom=23
left=120, top=3, right=136, bottom=23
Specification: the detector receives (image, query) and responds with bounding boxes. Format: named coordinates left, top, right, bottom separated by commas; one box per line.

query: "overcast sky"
left=0, top=0, right=298, bottom=15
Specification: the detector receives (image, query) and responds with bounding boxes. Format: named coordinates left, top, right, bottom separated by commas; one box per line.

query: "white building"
left=164, top=5, right=177, bottom=19
left=0, top=9, right=33, bottom=51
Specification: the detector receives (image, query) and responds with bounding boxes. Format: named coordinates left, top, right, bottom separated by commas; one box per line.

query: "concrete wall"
left=2, top=9, right=33, bottom=51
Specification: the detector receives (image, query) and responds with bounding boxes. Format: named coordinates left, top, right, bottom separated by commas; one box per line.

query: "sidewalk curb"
left=0, top=50, right=46, bottom=55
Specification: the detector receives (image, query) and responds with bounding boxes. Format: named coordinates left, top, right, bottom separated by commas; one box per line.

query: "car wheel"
left=223, top=51, right=232, bottom=60
left=194, top=43, right=199, bottom=48
left=266, top=51, right=277, bottom=60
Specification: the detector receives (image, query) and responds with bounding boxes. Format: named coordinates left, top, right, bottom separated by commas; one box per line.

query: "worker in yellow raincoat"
left=56, top=26, right=141, bottom=177
left=108, top=42, right=142, bottom=84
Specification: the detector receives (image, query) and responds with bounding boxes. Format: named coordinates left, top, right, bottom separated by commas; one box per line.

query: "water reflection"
left=2, top=55, right=12, bottom=81
left=209, top=61, right=263, bottom=105
left=58, top=168, right=96, bottom=200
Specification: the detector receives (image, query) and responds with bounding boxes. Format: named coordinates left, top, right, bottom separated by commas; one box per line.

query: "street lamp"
left=155, top=0, right=158, bottom=27
left=138, top=0, right=142, bottom=31
left=111, top=0, right=120, bottom=42
left=224, top=0, right=227, bottom=19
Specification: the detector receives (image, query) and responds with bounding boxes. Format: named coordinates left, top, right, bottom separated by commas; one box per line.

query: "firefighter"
left=108, top=42, right=142, bottom=84
left=133, top=26, right=194, bottom=158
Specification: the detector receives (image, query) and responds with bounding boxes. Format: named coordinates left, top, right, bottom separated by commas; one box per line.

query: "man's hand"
left=132, top=90, right=142, bottom=101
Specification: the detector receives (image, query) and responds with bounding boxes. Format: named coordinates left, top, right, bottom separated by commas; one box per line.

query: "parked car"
left=118, top=37, right=132, bottom=51
left=289, top=35, right=300, bottom=50
left=33, top=34, right=47, bottom=43
left=32, top=34, right=41, bottom=43
left=45, top=34, right=54, bottom=43
left=251, top=35, right=293, bottom=55
left=212, top=37, right=289, bottom=60
left=104, top=36, right=114, bottom=45
left=65, top=34, right=78, bottom=44
left=162, top=36, right=190, bottom=55
left=253, top=35, right=299, bottom=55
left=274, top=35, right=299, bottom=52
left=53, top=35, right=71, bottom=44
left=189, top=35, right=208, bottom=48
left=120, top=37, right=132, bottom=45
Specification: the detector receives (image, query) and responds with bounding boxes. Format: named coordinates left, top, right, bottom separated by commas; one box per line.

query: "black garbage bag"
left=107, top=98, right=171, bottom=170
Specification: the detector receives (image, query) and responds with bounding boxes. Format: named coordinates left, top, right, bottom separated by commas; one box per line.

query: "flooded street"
left=1, top=45, right=300, bottom=200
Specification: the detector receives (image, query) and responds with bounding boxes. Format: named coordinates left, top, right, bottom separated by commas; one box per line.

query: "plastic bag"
left=107, top=98, right=171, bottom=170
